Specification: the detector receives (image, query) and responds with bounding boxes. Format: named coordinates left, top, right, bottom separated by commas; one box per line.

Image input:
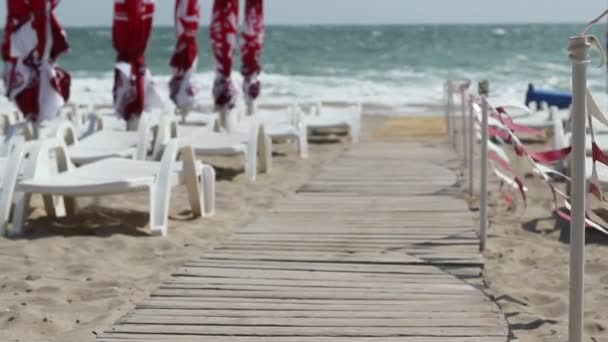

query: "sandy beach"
left=0, top=113, right=389, bottom=342
left=450, top=126, right=608, bottom=342
left=4, top=104, right=608, bottom=342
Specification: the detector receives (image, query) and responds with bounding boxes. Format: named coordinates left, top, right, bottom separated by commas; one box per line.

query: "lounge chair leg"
left=244, top=147, right=256, bottom=181
left=149, top=186, right=168, bottom=237
left=218, top=108, right=229, bottom=132
left=0, top=139, right=26, bottom=236
left=11, top=192, right=31, bottom=236
left=150, top=140, right=179, bottom=236
left=263, top=135, right=272, bottom=174
left=43, top=195, right=59, bottom=217
left=64, top=197, right=78, bottom=216
left=0, top=192, right=12, bottom=236
left=256, top=126, right=272, bottom=174
left=180, top=146, right=203, bottom=217
left=201, top=165, right=216, bottom=217
left=126, top=117, right=139, bottom=132
left=298, top=128, right=309, bottom=159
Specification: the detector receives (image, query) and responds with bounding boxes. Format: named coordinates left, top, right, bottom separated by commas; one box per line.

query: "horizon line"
left=56, top=21, right=600, bottom=28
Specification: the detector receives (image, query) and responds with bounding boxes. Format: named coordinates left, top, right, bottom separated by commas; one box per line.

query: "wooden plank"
left=97, top=137, right=507, bottom=341
left=137, top=299, right=499, bottom=311
left=102, top=325, right=508, bottom=337
left=124, top=309, right=500, bottom=319
left=159, top=284, right=478, bottom=296
left=183, top=259, right=459, bottom=273
left=172, top=267, right=470, bottom=282
left=119, top=316, right=504, bottom=327
left=197, top=252, right=481, bottom=267
left=150, top=289, right=487, bottom=302
left=226, top=237, right=478, bottom=244
left=98, top=334, right=507, bottom=341
left=197, top=252, right=428, bottom=265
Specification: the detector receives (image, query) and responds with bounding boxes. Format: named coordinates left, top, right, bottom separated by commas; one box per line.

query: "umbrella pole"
left=246, top=100, right=256, bottom=116
left=127, top=117, right=140, bottom=132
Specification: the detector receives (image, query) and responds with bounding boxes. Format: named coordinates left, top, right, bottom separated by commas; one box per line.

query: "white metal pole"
left=468, top=95, right=475, bottom=196
left=568, top=35, right=590, bottom=342
left=461, top=89, right=468, bottom=162
left=444, top=81, right=450, bottom=137
left=447, top=82, right=455, bottom=148
left=479, top=89, right=489, bottom=252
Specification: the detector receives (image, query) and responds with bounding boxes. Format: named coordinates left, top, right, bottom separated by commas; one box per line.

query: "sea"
left=2, top=23, right=607, bottom=114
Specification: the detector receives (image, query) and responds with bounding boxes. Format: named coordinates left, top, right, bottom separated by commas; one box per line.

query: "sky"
left=0, top=0, right=605, bottom=26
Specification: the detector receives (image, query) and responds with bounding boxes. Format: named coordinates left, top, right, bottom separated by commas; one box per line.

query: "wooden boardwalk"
left=98, top=138, right=509, bottom=341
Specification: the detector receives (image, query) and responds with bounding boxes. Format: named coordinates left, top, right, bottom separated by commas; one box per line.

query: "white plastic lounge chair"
left=0, top=137, right=72, bottom=235
left=155, top=116, right=272, bottom=181
left=55, top=118, right=152, bottom=165
left=512, top=107, right=570, bottom=130
left=551, top=111, right=608, bottom=156
left=0, top=136, right=27, bottom=235
left=177, top=111, right=218, bottom=128
left=6, top=138, right=215, bottom=237
left=305, top=102, right=362, bottom=143
left=241, top=105, right=308, bottom=159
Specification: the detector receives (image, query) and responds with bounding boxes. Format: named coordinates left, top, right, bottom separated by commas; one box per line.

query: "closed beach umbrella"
left=210, top=0, right=264, bottom=115
left=210, top=0, right=239, bottom=112
left=169, top=0, right=200, bottom=113
left=241, top=0, right=264, bottom=114
left=112, top=0, right=159, bottom=127
left=2, top=0, right=71, bottom=123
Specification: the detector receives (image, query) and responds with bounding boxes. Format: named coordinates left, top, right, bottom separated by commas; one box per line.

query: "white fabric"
left=114, top=62, right=163, bottom=117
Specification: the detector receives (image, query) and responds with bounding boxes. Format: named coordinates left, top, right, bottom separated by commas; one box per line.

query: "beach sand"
left=9, top=107, right=606, bottom=342
left=0, top=113, right=387, bottom=342
left=453, top=128, right=608, bottom=342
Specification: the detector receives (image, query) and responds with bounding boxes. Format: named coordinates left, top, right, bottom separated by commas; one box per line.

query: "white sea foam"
left=1, top=67, right=605, bottom=117
left=492, top=28, right=507, bottom=36
left=65, top=71, right=447, bottom=114
left=52, top=71, right=608, bottom=117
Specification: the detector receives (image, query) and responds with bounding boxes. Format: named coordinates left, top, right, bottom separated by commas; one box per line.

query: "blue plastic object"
left=525, top=84, right=572, bottom=110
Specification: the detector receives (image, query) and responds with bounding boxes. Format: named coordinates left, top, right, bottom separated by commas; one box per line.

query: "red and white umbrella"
left=112, top=0, right=161, bottom=124
left=210, top=0, right=264, bottom=113
left=2, top=0, right=71, bottom=123
left=241, top=0, right=264, bottom=111
left=169, top=0, right=200, bottom=113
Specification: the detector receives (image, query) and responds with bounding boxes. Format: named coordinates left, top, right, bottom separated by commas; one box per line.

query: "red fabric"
left=241, top=0, right=264, bottom=101
left=488, top=126, right=511, bottom=140
left=210, top=0, right=238, bottom=109
left=210, top=0, right=264, bottom=109
left=592, top=142, right=608, bottom=166
left=493, top=114, right=544, bottom=136
left=514, top=145, right=572, bottom=164
left=2, top=0, right=70, bottom=121
left=2, top=0, right=68, bottom=61
left=169, top=0, right=200, bottom=109
left=112, top=0, right=154, bottom=120
left=170, top=0, right=199, bottom=72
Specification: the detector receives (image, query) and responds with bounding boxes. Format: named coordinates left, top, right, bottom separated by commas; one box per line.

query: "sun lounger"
left=4, top=138, right=214, bottom=237
left=0, top=136, right=27, bottom=235
left=240, top=105, right=308, bottom=158
left=55, top=118, right=152, bottom=165
left=304, top=102, right=362, bottom=143
left=155, top=115, right=271, bottom=181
